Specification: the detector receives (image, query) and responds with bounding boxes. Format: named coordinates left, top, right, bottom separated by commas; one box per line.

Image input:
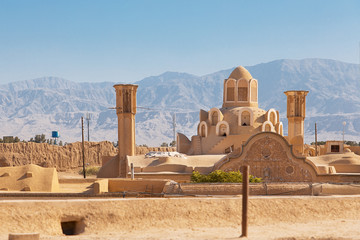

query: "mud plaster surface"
left=0, top=196, right=359, bottom=239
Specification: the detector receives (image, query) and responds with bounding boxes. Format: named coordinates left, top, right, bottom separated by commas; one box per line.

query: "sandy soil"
left=2, top=220, right=360, bottom=239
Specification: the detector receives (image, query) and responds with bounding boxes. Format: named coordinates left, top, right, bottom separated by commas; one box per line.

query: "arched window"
left=220, top=124, right=227, bottom=136
left=226, top=79, right=235, bottom=101
left=266, top=109, right=278, bottom=126
left=262, top=121, right=275, bottom=132
left=270, top=112, right=276, bottom=125
left=241, top=111, right=250, bottom=126
left=238, top=108, right=254, bottom=126
left=276, top=122, right=283, bottom=136
left=201, top=125, right=206, bottom=137
left=250, top=79, right=258, bottom=102
left=198, top=121, right=208, bottom=138
left=212, top=111, right=218, bottom=126
left=208, top=108, right=223, bottom=126
left=237, top=79, right=248, bottom=101
left=216, top=121, right=230, bottom=136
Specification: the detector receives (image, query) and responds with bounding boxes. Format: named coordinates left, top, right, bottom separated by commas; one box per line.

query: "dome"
left=228, top=66, right=252, bottom=80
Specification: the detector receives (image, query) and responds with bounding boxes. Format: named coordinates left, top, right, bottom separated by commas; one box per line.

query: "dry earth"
left=0, top=196, right=360, bottom=240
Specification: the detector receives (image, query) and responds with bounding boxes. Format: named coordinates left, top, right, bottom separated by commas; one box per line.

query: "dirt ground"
left=0, top=196, right=360, bottom=240
left=23, top=220, right=360, bottom=240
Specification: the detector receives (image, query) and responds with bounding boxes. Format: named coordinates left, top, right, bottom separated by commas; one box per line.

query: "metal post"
left=131, top=163, right=134, bottom=180
left=241, top=165, right=249, bottom=238
left=81, top=117, right=86, bottom=179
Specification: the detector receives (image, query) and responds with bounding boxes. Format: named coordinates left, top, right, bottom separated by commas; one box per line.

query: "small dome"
left=228, top=66, right=252, bottom=80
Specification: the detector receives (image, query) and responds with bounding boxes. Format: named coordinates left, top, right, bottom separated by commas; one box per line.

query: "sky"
left=0, top=0, right=359, bottom=84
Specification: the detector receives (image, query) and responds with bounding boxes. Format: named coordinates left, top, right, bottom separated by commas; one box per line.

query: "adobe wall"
left=0, top=142, right=175, bottom=171
left=0, top=164, right=59, bottom=192
left=94, top=178, right=171, bottom=194
left=1, top=196, right=360, bottom=235
left=0, top=142, right=117, bottom=171
left=349, top=146, right=360, bottom=155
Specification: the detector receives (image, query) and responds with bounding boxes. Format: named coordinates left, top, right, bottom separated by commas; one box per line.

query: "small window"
left=331, top=145, right=340, bottom=152
left=212, top=112, right=218, bottom=126
left=227, top=87, right=235, bottom=101
left=226, top=80, right=236, bottom=101
left=241, top=111, right=250, bottom=126
left=238, top=87, right=247, bottom=101
left=219, top=124, right=227, bottom=136
left=201, top=125, right=206, bottom=137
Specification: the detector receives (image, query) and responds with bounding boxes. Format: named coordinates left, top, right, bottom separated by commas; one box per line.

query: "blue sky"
left=0, top=0, right=359, bottom=83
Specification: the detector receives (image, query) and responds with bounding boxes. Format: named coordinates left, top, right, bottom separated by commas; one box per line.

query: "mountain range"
left=0, top=58, right=359, bottom=146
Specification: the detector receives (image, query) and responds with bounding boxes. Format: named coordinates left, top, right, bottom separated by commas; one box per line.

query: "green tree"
left=14, top=136, right=20, bottom=143
left=169, top=140, right=176, bottom=147
left=345, top=141, right=359, bottom=146
left=35, top=135, right=41, bottom=143
left=34, top=134, right=46, bottom=143
left=161, top=142, right=169, bottom=147
left=310, top=141, right=326, bottom=145
left=59, top=141, right=63, bottom=146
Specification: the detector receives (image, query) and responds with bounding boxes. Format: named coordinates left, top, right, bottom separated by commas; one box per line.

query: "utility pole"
left=315, top=122, right=318, bottom=156
left=241, top=165, right=249, bottom=238
left=86, top=113, right=91, bottom=142
left=172, top=113, right=176, bottom=143
left=81, top=117, right=86, bottom=179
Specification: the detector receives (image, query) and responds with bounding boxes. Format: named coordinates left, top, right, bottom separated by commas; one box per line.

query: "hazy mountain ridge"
left=0, top=58, right=359, bottom=145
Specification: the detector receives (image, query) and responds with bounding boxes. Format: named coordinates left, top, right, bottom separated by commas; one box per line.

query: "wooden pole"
left=81, top=117, right=86, bottom=179
left=241, top=165, right=249, bottom=238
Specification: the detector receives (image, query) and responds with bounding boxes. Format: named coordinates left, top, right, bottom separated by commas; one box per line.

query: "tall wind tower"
left=284, top=90, right=308, bottom=155
left=114, top=84, right=138, bottom=178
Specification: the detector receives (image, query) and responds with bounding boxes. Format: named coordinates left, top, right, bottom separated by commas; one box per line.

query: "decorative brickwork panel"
left=216, top=133, right=317, bottom=182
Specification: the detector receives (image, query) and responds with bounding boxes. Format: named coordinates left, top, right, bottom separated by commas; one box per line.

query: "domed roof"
left=228, top=66, right=252, bottom=80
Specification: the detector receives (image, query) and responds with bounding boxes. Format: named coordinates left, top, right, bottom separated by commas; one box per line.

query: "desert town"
left=1, top=66, right=360, bottom=239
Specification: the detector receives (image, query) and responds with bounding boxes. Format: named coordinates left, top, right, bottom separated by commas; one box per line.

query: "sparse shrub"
left=78, top=166, right=101, bottom=176
left=191, top=170, right=262, bottom=183
left=161, top=142, right=169, bottom=147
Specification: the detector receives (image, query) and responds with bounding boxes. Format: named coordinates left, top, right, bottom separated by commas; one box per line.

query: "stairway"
left=191, top=136, right=202, bottom=155
left=207, top=137, right=228, bottom=154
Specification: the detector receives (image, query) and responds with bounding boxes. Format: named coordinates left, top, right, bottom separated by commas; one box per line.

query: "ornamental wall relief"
left=218, top=133, right=315, bottom=182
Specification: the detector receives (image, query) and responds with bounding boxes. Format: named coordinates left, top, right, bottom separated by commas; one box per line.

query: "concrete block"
left=94, top=179, right=109, bottom=194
